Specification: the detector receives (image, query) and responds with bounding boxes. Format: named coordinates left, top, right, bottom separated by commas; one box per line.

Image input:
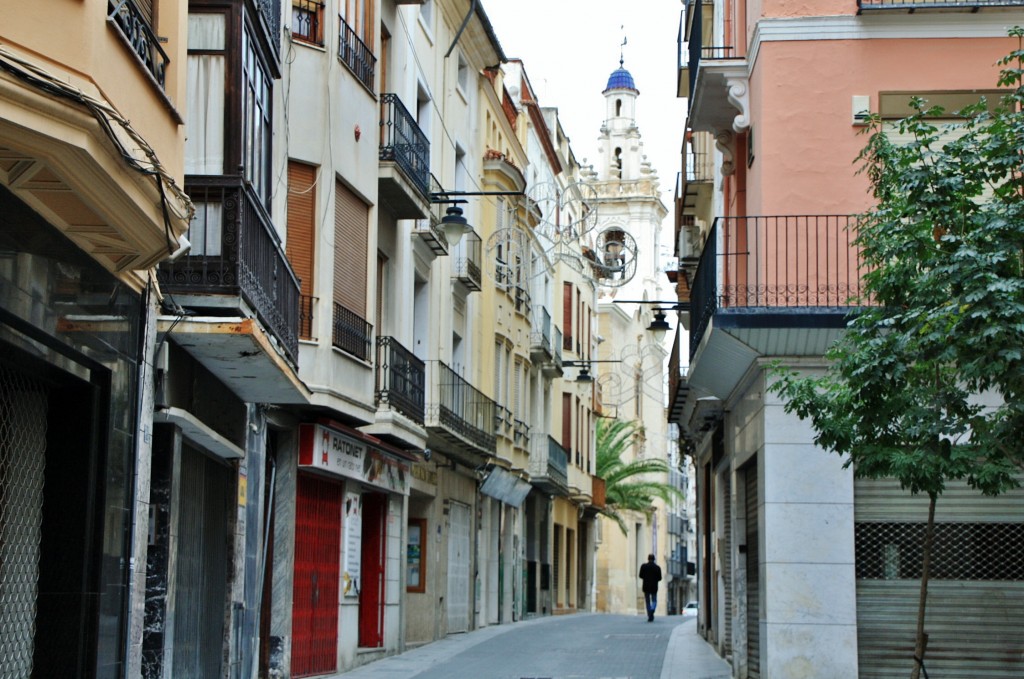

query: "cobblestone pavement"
left=331, top=614, right=731, bottom=679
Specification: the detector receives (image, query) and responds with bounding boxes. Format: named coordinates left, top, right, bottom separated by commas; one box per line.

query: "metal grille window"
left=856, top=522, right=1024, bottom=580
left=0, top=366, right=48, bottom=677
left=291, top=0, right=325, bottom=45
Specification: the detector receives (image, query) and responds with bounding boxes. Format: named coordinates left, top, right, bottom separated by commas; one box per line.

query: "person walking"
left=638, top=554, right=662, bottom=622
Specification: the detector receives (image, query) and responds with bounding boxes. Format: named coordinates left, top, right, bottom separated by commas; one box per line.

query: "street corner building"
left=671, top=0, right=1024, bottom=677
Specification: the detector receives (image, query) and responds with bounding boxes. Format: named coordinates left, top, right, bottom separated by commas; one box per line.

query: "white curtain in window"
left=185, top=15, right=225, bottom=175
left=186, top=55, right=225, bottom=175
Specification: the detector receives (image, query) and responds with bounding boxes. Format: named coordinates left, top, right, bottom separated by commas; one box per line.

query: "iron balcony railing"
left=689, top=215, right=863, bottom=361
left=299, top=294, right=317, bottom=341
left=514, top=419, right=530, bottom=446
left=859, top=0, right=1024, bottom=9
left=160, top=178, right=300, bottom=363
left=379, top=93, right=430, bottom=200
left=414, top=174, right=450, bottom=255
left=339, top=15, right=376, bottom=91
left=682, top=0, right=740, bottom=112
left=108, top=0, right=170, bottom=89
left=528, top=434, right=569, bottom=490
left=452, top=232, right=482, bottom=291
left=255, top=0, right=282, bottom=61
left=332, top=302, right=372, bottom=361
left=375, top=336, right=425, bottom=424
left=685, top=149, right=713, bottom=183
left=546, top=436, right=569, bottom=488
left=530, top=306, right=552, bottom=355
left=430, top=361, right=497, bottom=452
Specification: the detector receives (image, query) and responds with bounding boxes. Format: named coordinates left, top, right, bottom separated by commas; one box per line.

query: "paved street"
left=332, top=614, right=731, bottom=679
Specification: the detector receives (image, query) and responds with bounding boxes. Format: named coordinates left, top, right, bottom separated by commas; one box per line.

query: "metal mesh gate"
left=0, top=364, right=48, bottom=678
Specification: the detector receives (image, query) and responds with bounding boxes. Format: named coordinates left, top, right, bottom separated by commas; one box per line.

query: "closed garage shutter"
left=854, top=477, right=1024, bottom=678
left=173, top=446, right=230, bottom=679
left=447, top=501, right=471, bottom=633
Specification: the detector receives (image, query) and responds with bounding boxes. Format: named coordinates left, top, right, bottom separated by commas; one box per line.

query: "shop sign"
left=299, top=423, right=409, bottom=495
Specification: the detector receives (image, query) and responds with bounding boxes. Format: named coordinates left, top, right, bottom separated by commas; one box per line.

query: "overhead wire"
left=0, top=45, right=195, bottom=254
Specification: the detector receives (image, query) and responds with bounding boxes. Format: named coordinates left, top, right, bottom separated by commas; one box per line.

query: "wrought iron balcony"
left=299, top=295, right=317, bottom=341
left=375, top=336, right=425, bottom=424
left=858, top=0, right=1024, bottom=10
left=514, top=419, right=530, bottom=446
left=543, top=326, right=563, bottom=378
left=107, top=0, right=170, bottom=89
left=339, top=15, right=376, bottom=92
left=159, top=177, right=300, bottom=363
left=452, top=232, right=482, bottom=291
left=427, top=361, right=496, bottom=454
left=689, top=215, right=863, bottom=361
left=685, top=149, right=713, bottom=184
left=255, top=0, right=282, bottom=63
left=379, top=93, right=430, bottom=214
left=529, top=434, right=569, bottom=494
left=413, top=176, right=449, bottom=256
left=530, top=306, right=552, bottom=361
left=332, top=301, right=372, bottom=361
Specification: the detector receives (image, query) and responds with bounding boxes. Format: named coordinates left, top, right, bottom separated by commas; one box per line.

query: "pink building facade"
left=671, top=1, right=1024, bottom=677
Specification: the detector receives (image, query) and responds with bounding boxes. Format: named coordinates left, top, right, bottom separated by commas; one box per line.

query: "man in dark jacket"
left=638, top=554, right=662, bottom=622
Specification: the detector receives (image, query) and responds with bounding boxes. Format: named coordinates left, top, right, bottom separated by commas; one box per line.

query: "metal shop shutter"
left=173, top=445, right=231, bottom=679
left=292, top=474, right=342, bottom=677
left=446, top=501, right=471, bottom=633
left=854, top=476, right=1024, bottom=678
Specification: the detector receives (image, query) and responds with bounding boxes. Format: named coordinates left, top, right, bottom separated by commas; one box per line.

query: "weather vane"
left=620, top=25, right=627, bottom=67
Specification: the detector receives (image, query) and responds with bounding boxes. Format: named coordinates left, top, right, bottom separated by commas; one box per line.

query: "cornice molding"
left=750, top=13, right=1024, bottom=67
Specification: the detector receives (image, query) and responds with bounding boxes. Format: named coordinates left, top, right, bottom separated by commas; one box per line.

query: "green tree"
left=770, top=34, right=1024, bottom=678
left=595, top=417, right=683, bottom=535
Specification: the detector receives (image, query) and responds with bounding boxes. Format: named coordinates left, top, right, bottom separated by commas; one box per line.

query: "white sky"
left=483, top=0, right=687, bottom=206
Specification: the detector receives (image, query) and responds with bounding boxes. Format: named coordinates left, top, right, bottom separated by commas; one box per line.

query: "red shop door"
left=292, top=475, right=342, bottom=677
left=359, top=493, right=387, bottom=647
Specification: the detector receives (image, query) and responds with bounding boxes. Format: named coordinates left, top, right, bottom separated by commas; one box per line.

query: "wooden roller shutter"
left=134, top=0, right=155, bottom=26
left=562, top=283, right=572, bottom=351
left=561, top=393, right=572, bottom=452
left=286, top=162, right=316, bottom=296
left=334, top=180, right=368, bottom=314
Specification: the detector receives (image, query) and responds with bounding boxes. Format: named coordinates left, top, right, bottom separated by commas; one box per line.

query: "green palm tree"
left=596, top=418, right=683, bottom=534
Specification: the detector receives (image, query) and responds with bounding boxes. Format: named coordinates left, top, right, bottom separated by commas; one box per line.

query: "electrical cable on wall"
left=0, top=46, right=194, bottom=253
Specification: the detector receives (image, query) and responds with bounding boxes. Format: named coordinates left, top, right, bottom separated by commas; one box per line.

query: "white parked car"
left=682, top=601, right=699, bottom=617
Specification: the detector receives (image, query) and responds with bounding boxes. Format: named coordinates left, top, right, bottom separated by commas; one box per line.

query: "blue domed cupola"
left=603, top=59, right=639, bottom=95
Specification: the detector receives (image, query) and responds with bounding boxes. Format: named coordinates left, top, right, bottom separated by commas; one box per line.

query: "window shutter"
left=561, top=393, right=572, bottom=452
left=334, top=180, right=368, bottom=314
left=562, top=283, right=573, bottom=350
left=286, top=162, right=316, bottom=297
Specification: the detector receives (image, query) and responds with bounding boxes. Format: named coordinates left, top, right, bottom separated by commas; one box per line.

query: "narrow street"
left=332, top=614, right=730, bottom=679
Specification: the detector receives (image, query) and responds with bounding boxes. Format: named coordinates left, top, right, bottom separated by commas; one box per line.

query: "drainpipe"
left=445, top=0, right=477, bottom=58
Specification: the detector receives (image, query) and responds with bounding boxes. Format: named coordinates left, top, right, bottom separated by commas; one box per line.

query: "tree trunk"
left=910, top=493, right=937, bottom=679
